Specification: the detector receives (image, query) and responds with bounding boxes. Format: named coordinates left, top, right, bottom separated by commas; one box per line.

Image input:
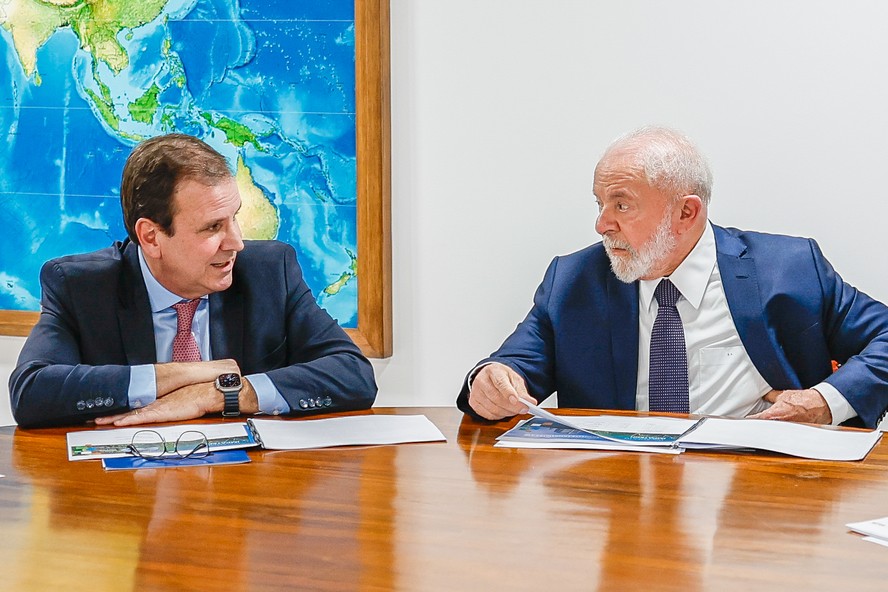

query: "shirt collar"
left=137, top=247, right=207, bottom=313
left=639, top=221, right=716, bottom=313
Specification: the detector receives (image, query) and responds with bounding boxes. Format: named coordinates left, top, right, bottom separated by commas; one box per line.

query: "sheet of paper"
left=847, top=517, right=888, bottom=541
left=565, top=415, right=699, bottom=435
left=524, top=401, right=697, bottom=434
left=248, top=415, right=446, bottom=450
left=677, top=417, right=882, bottom=461
left=494, top=440, right=683, bottom=454
left=522, top=400, right=583, bottom=427
left=519, top=403, right=698, bottom=445
left=67, top=422, right=256, bottom=461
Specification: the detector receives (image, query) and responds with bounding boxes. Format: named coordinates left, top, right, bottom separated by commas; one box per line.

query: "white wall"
left=3, top=1, right=888, bottom=418
left=372, top=0, right=888, bottom=409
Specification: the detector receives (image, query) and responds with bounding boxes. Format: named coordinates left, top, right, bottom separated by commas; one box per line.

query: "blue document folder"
left=102, top=449, right=251, bottom=470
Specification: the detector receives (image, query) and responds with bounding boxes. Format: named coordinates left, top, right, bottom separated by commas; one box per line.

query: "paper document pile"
left=847, top=517, right=888, bottom=548
left=496, top=415, right=694, bottom=455
left=67, top=423, right=257, bottom=461
left=66, top=415, right=447, bottom=470
left=497, top=402, right=882, bottom=461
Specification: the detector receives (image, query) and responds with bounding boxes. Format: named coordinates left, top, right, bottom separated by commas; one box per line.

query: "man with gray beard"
left=457, top=126, right=888, bottom=428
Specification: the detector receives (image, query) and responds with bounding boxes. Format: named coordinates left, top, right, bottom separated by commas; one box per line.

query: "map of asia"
left=0, top=0, right=359, bottom=327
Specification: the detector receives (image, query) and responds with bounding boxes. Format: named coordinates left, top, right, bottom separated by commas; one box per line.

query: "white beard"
left=603, top=213, right=677, bottom=283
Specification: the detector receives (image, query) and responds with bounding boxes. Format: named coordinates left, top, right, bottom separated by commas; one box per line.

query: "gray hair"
left=601, top=126, right=713, bottom=205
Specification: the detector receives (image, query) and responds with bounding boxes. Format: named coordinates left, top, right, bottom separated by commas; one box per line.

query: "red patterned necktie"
left=171, top=299, right=202, bottom=362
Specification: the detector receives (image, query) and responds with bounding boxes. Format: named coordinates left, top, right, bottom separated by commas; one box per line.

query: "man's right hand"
left=468, top=362, right=537, bottom=420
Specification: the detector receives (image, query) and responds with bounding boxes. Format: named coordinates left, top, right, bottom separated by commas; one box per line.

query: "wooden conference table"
left=0, top=407, right=886, bottom=591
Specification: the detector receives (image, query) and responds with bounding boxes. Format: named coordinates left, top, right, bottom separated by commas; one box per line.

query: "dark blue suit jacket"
left=457, top=225, right=888, bottom=428
left=10, top=239, right=377, bottom=427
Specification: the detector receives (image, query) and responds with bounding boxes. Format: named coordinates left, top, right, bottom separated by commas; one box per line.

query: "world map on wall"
left=0, top=0, right=359, bottom=327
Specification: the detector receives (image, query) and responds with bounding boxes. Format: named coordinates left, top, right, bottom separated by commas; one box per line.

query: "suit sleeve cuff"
left=813, top=382, right=856, bottom=425
left=127, top=364, right=157, bottom=409
left=247, top=373, right=291, bottom=415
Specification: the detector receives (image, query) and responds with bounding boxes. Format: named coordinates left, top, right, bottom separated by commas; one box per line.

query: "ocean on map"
left=0, top=0, right=358, bottom=326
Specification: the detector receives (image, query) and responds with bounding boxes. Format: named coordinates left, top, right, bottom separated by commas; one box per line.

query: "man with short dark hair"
left=10, top=133, right=377, bottom=428
left=458, top=126, right=888, bottom=428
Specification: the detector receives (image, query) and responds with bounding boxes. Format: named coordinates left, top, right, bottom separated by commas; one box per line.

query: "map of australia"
left=0, top=0, right=359, bottom=327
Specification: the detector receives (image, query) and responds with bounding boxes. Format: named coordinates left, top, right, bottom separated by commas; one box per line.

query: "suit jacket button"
left=299, top=399, right=309, bottom=409
left=76, top=401, right=86, bottom=411
left=323, top=396, right=333, bottom=407
left=104, top=397, right=114, bottom=407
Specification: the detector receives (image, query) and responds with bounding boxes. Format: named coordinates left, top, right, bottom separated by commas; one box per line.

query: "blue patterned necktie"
left=649, top=279, right=689, bottom=413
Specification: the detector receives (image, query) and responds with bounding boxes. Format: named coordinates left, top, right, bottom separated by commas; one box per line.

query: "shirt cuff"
left=813, top=382, right=856, bottom=425
left=247, top=373, right=290, bottom=415
left=467, top=363, right=493, bottom=391
left=127, top=364, right=157, bottom=409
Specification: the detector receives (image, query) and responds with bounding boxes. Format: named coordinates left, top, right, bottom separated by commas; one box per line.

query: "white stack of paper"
left=507, top=403, right=882, bottom=461
left=676, top=417, right=882, bottom=461
left=847, top=517, right=888, bottom=548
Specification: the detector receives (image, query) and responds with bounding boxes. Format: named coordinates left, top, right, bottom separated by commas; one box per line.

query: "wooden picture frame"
left=0, top=0, right=393, bottom=358
left=348, top=0, right=393, bottom=358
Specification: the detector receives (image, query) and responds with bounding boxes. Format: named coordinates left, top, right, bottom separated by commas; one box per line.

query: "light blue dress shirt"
left=127, top=248, right=290, bottom=414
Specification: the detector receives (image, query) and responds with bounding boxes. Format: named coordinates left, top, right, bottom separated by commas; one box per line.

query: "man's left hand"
left=747, top=388, right=832, bottom=424
left=95, top=382, right=223, bottom=427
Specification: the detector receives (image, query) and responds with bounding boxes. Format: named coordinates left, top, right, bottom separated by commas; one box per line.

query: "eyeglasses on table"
left=127, top=429, right=210, bottom=460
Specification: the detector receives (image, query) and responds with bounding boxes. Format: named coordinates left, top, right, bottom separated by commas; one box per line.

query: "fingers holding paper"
left=747, top=388, right=832, bottom=425
left=468, top=362, right=537, bottom=420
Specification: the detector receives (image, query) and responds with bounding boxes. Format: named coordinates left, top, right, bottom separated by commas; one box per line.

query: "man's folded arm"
left=263, top=277, right=377, bottom=414
left=814, top=240, right=888, bottom=428
left=265, top=345, right=377, bottom=414
left=10, top=359, right=132, bottom=428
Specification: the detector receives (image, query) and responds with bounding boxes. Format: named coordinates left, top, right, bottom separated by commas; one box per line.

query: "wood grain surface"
left=1, top=407, right=886, bottom=591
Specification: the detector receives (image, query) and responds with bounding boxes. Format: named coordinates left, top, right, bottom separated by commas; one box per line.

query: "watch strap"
left=222, top=389, right=240, bottom=417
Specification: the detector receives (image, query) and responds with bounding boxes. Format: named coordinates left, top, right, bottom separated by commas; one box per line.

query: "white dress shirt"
left=635, top=222, right=855, bottom=425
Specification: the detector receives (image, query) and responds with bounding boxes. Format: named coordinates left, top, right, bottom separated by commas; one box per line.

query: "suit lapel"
left=118, top=241, right=157, bottom=364
left=209, top=282, right=244, bottom=363
left=607, top=273, right=639, bottom=410
left=714, top=226, right=797, bottom=387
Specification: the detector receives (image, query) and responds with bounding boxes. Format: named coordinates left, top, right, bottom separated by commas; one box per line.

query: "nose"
left=595, top=205, right=617, bottom=236
left=223, top=218, right=245, bottom=252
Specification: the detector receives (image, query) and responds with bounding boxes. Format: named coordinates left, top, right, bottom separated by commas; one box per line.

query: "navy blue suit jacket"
left=457, top=225, right=888, bottom=428
left=10, top=239, right=377, bottom=427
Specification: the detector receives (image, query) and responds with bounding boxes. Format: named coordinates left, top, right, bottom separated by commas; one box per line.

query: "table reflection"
left=5, top=426, right=398, bottom=591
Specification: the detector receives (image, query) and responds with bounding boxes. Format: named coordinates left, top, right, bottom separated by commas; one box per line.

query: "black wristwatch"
left=215, top=373, right=242, bottom=417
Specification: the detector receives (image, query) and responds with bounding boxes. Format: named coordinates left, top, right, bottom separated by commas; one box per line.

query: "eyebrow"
left=600, top=190, right=636, bottom=200
left=200, top=201, right=242, bottom=231
left=199, top=219, right=225, bottom=231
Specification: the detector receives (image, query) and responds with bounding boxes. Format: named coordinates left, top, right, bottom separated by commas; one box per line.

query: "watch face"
left=217, top=373, right=241, bottom=389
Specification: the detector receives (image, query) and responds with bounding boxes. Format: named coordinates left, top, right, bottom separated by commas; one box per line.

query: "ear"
left=134, top=218, right=163, bottom=259
left=675, top=194, right=704, bottom=232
